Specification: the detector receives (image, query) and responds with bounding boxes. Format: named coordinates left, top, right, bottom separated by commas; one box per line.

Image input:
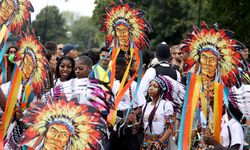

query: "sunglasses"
left=58, top=48, right=63, bottom=50
left=173, top=52, right=182, bottom=55
left=9, top=51, right=16, bottom=54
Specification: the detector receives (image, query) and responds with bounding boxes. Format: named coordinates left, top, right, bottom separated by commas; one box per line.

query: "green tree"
left=201, top=0, right=250, bottom=47
left=70, top=16, right=100, bottom=52
left=93, top=0, right=196, bottom=51
left=32, top=6, right=67, bottom=44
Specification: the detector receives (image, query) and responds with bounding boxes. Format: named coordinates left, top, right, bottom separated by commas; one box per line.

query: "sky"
left=29, top=0, right=96, bottom=21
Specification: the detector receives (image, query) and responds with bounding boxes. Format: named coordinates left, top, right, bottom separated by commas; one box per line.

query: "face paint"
left=43, top=124, right=70, bottom=150
left=115, top=24, right=130, bottom=51
left=22, top=53, right=35, bottom=82
left=200, top=51, right=218, bottom=78
left=0, top=0, right=14, bottom=24
left=75, top=61, right=90, bottom=79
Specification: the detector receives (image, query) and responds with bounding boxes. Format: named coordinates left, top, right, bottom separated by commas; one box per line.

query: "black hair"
left=99, top=46, right=109, bottom=54
left=55, top=55, right=76, bottom=80
left=6, top=45, right=18, bottom=54
left=75, top=55, right=93, bottom=68
left=116, top=57, right=127, bottom=68
left=45, top=41, right=57, bottom=55
left=82, top=50, right=100, bottom=65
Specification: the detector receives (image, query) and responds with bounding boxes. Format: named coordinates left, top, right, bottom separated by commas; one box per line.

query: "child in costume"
left=142, top=75, right=185, bottom=150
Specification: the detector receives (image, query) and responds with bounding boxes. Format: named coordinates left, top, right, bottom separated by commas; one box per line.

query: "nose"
left=75, top=69, right=80, bottom=74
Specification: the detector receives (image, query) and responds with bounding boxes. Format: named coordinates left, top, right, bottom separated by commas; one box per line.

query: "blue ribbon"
left=178, top=72, right=192, bottom=150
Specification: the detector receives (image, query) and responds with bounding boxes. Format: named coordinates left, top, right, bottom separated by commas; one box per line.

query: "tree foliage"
left=200, top=0, right=250, bottom=47
left=70, top=17, right=100, bottom=52
left=32, top=6, right=67, bottom=44
left=92, top=0, right=196, bottom=50
left=93, top=0, right=250, bottom=50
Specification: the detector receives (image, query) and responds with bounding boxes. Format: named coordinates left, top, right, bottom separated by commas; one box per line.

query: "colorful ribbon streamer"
left=178, top=73, right=201, bottom=150
left=0, top=66, right=22, bottom=147
left=213, top=82, right=224, bottom=142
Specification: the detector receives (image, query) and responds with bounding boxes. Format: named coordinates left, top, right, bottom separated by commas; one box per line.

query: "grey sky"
left=30, top=0, right=96, bottom=21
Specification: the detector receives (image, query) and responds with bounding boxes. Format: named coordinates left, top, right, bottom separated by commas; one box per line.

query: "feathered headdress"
left=19, top=97, right=109, bottom=149
left=152, top=75, right=185, bottom=113
left=48, top=78, right=114, bottom=117
left=0, top=0, right=33, bottom=33
left=14, top=31, right=49, bottom=96
left=100, top=2, right=151, bottom=50
left=181, top=21, right=245, bottom=88
left=229, top=84, right=250, bottom=120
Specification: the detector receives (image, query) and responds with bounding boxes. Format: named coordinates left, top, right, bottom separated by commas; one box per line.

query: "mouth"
left=61, top=72, right=70, bottom=78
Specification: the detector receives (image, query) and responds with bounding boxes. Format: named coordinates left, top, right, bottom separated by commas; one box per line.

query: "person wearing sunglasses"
left=170, top=44, right=183, bottom=71
left=57, top=43, right=64, bottom=59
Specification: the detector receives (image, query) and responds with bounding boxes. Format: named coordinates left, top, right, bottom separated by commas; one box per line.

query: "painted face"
left=240, top=48, right=249, bottom=59
left=75, top=61, right=90, bottom=79
left=59, top=59, right=73, bottom=81
left=99, top=51, right=110, bottom=68
left=0, top=0, right=14, bottom=24
left=43, top=124, right=70, bottom=150
left=115, top=24, right=130, bottom=51
left=49, top=54, right=57, bottom=73
left=148, top=80, right=161, bottom=99
left=22, top=53, right=34, bottom=82
left=200, top=51, right=218, bottom=77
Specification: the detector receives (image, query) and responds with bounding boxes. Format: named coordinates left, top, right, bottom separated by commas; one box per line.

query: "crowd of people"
left=0, top=1, right=250, bottom=150
left=0, top=38, right=249, bottom=149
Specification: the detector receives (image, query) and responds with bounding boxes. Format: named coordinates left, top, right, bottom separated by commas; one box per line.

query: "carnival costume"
left=100, top=2, right=152, bottom=126
left=142, top=75, right=185, bottom=150
left=20, top=79, right=114, bottom=150
left=178, top=21, right=250, bottom=150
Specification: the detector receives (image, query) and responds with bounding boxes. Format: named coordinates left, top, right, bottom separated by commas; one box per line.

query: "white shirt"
left=112, top=80, right=146, bottom=111
left=220, top=115, right=244, bottom=150
left=50, top=78, right=90, bottom=103
left=143, top=100, right=173, bottom=135
left=140, top=63, right=181, bottom=96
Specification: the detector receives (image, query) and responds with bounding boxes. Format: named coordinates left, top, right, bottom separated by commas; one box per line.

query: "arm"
left=0, top=88, right=6, bottom=111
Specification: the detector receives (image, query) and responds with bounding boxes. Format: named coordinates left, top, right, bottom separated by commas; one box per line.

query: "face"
left=75, top=60, right=90, bottom=78
left=0, top=0, right=14, bottom=24
left=115, top=24, right=130, bottom=51
left=68, top=50, right=78, bottom=59
left=59, top=59, right=73, bottom=81
left=200, top=51, right=218, bottom=77
left=148, top=81, right=161, bottom=99
left=129, top=60, right=137, bottom=76
left=50, top=55, right=57, bottom=73
left=43, top=124, right=70, bottom=150
left=99, top=51, right=110, bottom=68
left=240, top=48, right=249, bottom=59
left=57, top=44, right=64, bottom=58
left=22, top=53, right=34, bottom=82
left=171, top=49, right=183, bottom=62
left=115, top=65, right=126, bottom=81
left=8, top=47, right=17, bottom=54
